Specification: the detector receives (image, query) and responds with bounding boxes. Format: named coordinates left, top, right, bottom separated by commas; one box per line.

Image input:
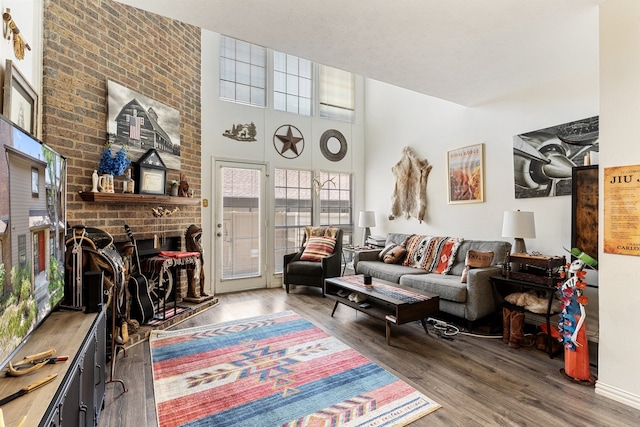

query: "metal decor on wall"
left=319, top=129, right=348, bottom=162
left=273, top=125, right=304, bottom=159
left=223, top=122, right=257, bottom=142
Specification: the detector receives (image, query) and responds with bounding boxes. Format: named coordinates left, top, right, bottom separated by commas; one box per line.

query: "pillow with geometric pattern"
left=460, top=250, right=494, bottom=283
left=378, top=243, right=407, bottom=264
left=378, top=242, right=398, bottom=260
left=300, top=236, right=337, bottom=261
left=384, top=247, right=407, bottom=264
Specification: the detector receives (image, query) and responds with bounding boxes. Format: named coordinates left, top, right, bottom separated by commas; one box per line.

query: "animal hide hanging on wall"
left=389, top=146, right=433, bottom=223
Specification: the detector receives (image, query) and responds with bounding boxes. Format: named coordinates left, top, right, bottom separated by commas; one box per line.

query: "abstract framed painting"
left=447, top=143, right=484, bottom=204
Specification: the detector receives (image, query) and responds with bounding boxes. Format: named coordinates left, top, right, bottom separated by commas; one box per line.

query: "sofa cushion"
left=356, top=261, right=426, bottom=283
left=386, top=233, right=413, bottom=246
left=461, top=250, right=494, bottom=283
left=399, top=273, right=468, bottom=303
left=403, top=235, right=463, bottom=274
left=449, top=240, right=512, bottom=276
left=287, top=259, right=324, bottom=275
left=300, top=236, right=336, bottom=261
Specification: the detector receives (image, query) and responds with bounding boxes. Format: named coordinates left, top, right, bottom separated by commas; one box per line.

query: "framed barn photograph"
left=447, top=143, right=484, bottom=204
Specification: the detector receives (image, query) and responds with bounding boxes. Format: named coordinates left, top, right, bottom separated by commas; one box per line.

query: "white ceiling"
left=115, top=0, right=602, bottom=106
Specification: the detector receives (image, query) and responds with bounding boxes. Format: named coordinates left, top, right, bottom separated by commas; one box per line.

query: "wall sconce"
left=502, top=210, right=536, bottom=254
left=358, top=211, right=376, bottom=247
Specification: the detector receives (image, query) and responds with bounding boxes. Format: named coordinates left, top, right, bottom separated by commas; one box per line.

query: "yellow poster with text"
left=604, top=165, right=640, bottom=256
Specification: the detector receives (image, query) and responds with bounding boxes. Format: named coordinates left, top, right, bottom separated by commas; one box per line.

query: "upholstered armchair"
left=283, top=228, right=343, bottom=296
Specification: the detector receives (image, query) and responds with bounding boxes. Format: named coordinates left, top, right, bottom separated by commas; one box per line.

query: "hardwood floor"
left=99, top=287, right=640, bottom=426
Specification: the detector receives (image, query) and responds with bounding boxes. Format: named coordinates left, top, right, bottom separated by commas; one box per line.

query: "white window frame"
left=219, top=35, right=267, bottom=107
left=319, top=65, right=355, bottom=123
left=317, top=171, right=353, bottom=245
left=273, top=51, right=313, bottom=116
left=274, top=168, right=314, bottom=273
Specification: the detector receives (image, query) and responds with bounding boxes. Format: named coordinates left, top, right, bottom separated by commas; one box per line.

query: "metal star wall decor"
left=273, top=125, right=304, bottom=159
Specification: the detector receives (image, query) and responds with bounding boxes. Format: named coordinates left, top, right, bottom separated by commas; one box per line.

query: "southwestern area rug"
left=150, top=311, right=441, bottom=427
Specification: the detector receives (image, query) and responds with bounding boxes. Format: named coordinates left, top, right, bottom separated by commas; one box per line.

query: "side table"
left=490, top=275, right=562, bottom=358
left=342, top=246, right=379, bottom=275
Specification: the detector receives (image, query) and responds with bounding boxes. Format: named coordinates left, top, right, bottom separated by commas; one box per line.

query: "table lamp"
left=502, top=210, right=536, bottom=254
left=358, top=211, right=376, bottom=247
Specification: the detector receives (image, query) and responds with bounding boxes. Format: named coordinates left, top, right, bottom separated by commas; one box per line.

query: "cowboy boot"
left=509, top=310, right=524, bottom=349
left=502, top=306, right=511, bottom=344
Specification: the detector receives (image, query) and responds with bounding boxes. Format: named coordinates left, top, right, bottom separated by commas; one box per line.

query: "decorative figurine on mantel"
left=123, top=168, right=135, bottom=193
left=170, top=180, right=179, bottom=196
left=178, top=172, right=189, bottom=197
left=91, top=170, right=99, bottom=192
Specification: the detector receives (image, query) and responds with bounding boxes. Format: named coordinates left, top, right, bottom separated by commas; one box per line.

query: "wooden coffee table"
left=324, top=275, right=439, bottom=345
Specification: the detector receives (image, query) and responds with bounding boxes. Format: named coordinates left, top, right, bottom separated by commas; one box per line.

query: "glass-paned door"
left=214, top=161, right=267, bottom=293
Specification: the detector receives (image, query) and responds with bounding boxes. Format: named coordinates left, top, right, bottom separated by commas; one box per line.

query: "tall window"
left=318, top=171, right=353, bottom=245
left=219, top=35, right=267, bottom=107
left=274, top=169, right=313, bottom=273
left=18, top=234, right=26, bottom=268
left=273, top=52, right=313, bottom=116
left=319, top=65, right=355, bottom=123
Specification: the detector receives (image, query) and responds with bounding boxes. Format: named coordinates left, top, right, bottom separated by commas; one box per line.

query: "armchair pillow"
left=460, top=250, right=494, bottom=283
left=303, top=226, right=339, bottom=246
left=300, top=236, right=337, bottom=261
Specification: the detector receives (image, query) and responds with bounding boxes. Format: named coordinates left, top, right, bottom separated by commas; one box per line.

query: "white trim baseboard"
left=596, top=381, right=640, bottom=411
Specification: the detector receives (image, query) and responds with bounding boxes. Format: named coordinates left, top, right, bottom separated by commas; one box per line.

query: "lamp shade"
left=358, top=211, right=376, bottom=228
left=502, top=210, right=536, bottom=239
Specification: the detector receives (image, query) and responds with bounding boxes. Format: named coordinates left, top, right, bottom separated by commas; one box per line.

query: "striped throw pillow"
left=300, top=236, right=337, bottom=261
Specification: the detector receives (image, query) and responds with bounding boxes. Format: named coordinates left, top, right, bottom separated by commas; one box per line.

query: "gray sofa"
left=353, top=233, right=511, bottom=326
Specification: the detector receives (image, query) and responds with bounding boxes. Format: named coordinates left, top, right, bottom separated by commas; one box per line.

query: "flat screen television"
left=0, top=113, right=66, bottom=371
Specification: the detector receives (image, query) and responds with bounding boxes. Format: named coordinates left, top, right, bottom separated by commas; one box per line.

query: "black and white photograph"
left=107, top=80, right=181, bottom=170
left=513, top=116, right=599, bottom=199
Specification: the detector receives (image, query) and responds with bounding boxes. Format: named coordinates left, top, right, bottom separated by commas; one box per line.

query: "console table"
left=490, top=276, right=561, bottom=358
left=0, top=309, right=106, bottom=426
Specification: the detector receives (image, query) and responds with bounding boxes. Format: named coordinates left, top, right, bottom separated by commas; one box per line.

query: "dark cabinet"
left=42, top=309, right=106, bottom=426
left=572, top=165, right=599, bottom=261
left=0, top=311, right=106, bottom=426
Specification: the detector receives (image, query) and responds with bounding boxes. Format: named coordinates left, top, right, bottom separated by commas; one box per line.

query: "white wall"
left=362, top=71, right=597, bottom=255
left=1, top=0, right=43, bottom=135
left=200, top=30, right=366, bottom=289
left=596, top=0, right=640, bottom=410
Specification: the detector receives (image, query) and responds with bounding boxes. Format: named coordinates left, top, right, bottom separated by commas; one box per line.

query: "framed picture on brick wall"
left=3, top=59, right=38, bottom=136
left=107, top=80, right=181, bottom=171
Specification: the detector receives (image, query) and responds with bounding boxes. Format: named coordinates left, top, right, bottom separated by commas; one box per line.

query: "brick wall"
left=41, top=0, right=201, bottom=298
